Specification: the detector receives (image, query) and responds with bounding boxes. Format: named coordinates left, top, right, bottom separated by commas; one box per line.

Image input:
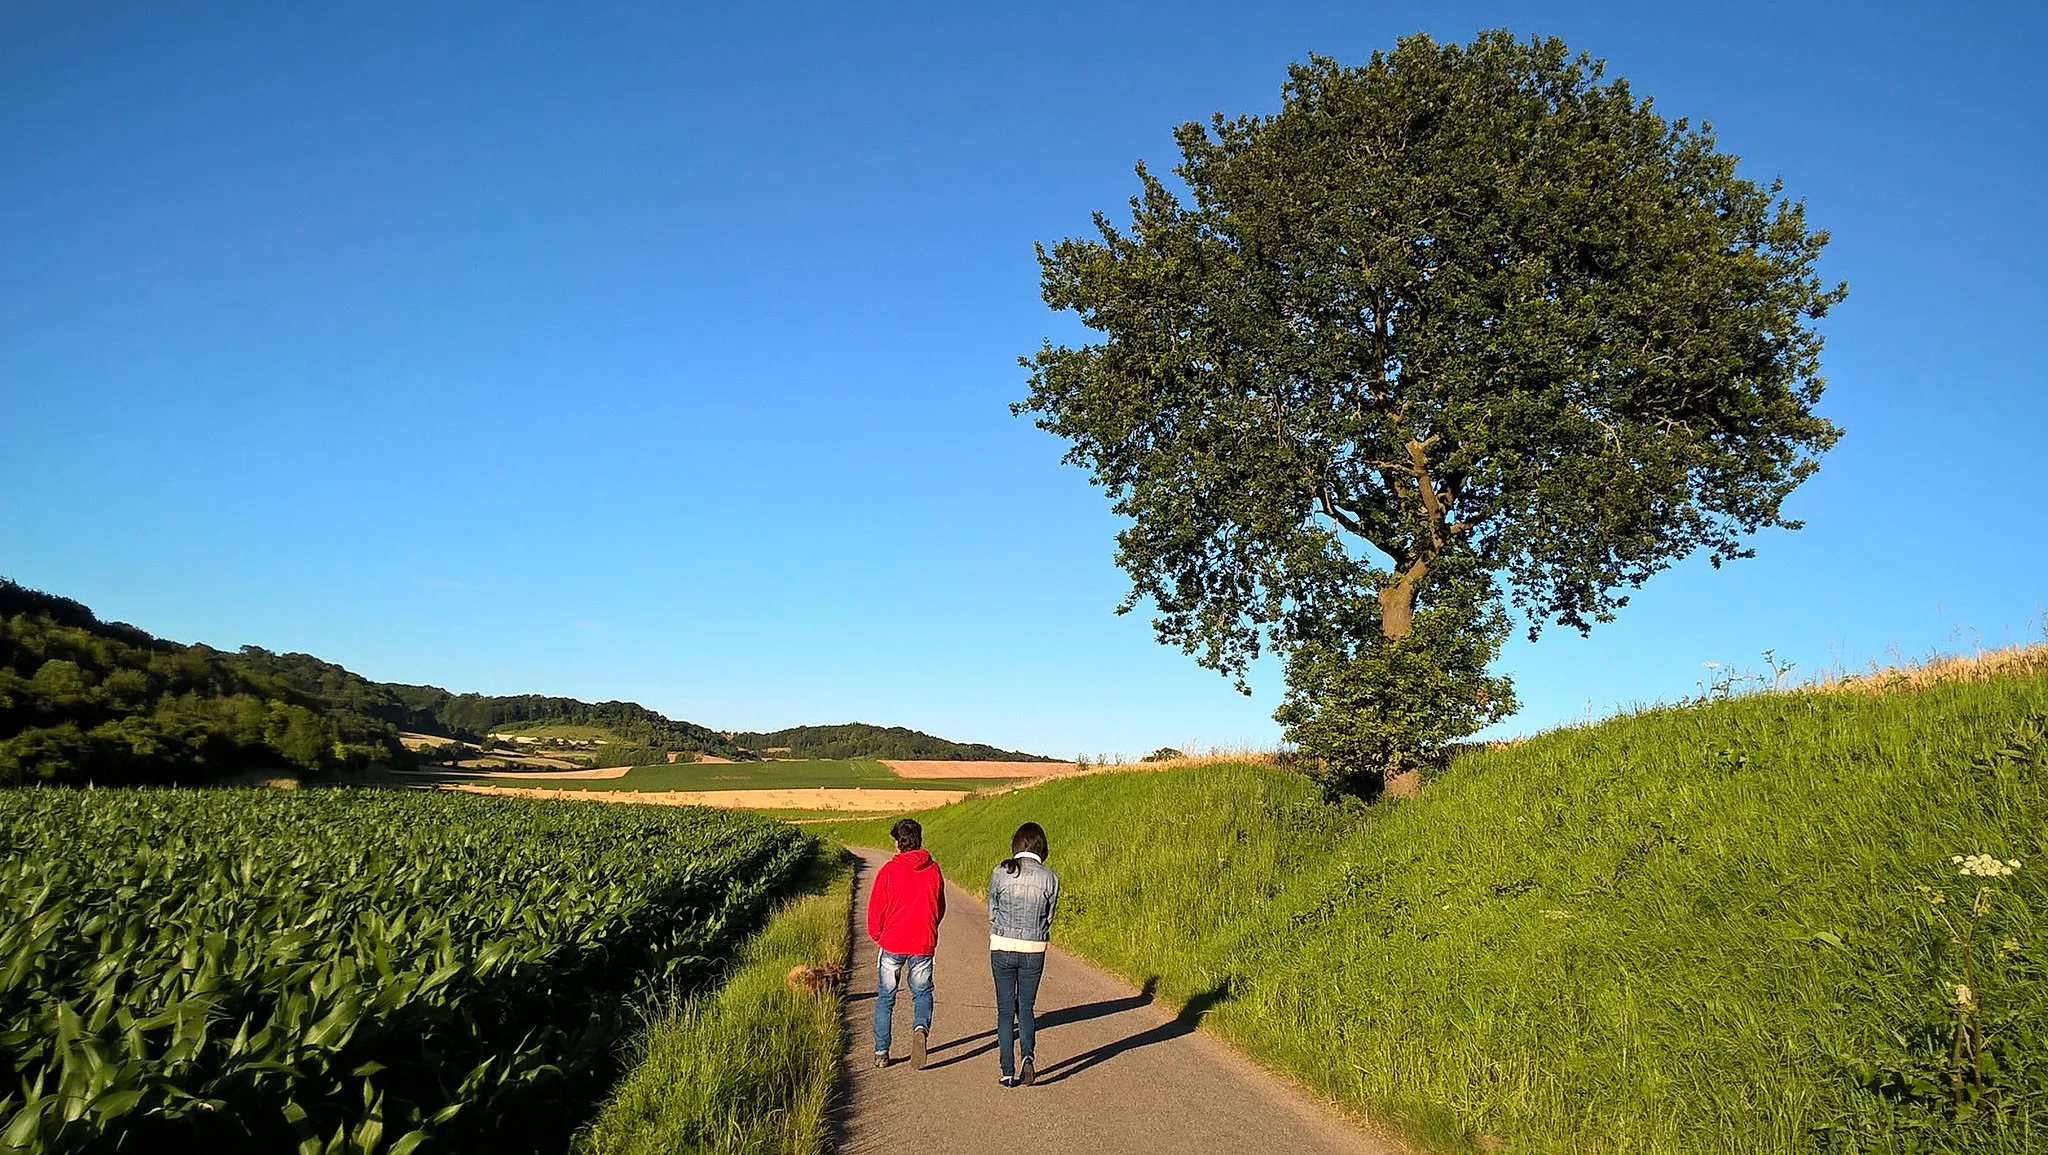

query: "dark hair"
left=1000, top=822, right=1047, bottom=875
left=890, top=818, right=923, bottom=852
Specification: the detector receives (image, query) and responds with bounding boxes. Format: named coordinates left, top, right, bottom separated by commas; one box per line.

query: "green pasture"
left=484, top=758, right=1016, bottom=794
left=825, top=670, right=2048, bottom=1154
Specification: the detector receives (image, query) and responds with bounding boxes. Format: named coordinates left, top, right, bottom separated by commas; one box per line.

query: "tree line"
left=0, top=582, right=401, bottom=784
left=728, top=723, right=1056, bottom=762
left=0, top=581, right=747, bottom=785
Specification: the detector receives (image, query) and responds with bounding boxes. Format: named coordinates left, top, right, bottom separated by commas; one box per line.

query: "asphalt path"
left=835, top=847, right=1400, bottom=1154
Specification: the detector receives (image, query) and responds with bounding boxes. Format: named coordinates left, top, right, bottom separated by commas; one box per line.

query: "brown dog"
left=786, top=963, right=845, bottom=995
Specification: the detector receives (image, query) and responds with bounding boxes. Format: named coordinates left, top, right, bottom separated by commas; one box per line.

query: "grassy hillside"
left=826, top=661, right=2048, bottom=1153
left=730, top=722, right=1055, bottom=762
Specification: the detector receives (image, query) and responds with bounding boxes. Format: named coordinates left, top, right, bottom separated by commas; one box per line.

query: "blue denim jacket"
left=987, top=855, right=1059, bottom=941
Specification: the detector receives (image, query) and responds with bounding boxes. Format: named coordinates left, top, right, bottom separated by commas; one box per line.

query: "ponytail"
left=1001, top=822, right=1048, bottom=875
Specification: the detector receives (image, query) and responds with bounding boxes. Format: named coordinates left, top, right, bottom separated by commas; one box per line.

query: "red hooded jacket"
left=867, top=849, right=946, bottom=956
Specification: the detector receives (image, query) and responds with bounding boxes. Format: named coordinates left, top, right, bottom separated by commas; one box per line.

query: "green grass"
left=504, top=758, right=1015, bottom=794
left=821, top=673, right=2048, bottom=1153
left=575, top=850, right=854, bottom=1155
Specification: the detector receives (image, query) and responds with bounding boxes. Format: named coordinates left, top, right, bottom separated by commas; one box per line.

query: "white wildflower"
left=1955, top=853, right=2020, bottom=878
left=1955, top=983, right=1975, bottom=1007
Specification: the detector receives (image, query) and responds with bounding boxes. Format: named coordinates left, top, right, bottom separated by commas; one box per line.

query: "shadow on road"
left=925, top=975, right=1168, bottom=1071
left=825, top=851, right=870, bottom=1154
left=1035, top=976, right=1236, bottom=1085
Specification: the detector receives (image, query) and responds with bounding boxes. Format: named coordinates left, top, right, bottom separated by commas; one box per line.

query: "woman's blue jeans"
left=873, top=951, right=934, bottom=1054
left=991, top=949, right=1046, bottom=1077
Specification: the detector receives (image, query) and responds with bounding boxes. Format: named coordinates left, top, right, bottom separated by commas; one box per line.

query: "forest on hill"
left=0, top=581, right=403, bottom=784
left=1, top=579, right=1048, bottom=785
left=729, top=722, right=1056, bottom=762
left=226, top=647, right=742, bottom=757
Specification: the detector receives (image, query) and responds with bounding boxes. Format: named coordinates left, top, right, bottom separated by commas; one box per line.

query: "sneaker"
left=911, top=1027, right=928, bottom=1070
left=998, top=1076, right=1018, bottom=1088
left=873, top=1052, right=890, bottom=1069
left=1019, top=1057, right=1035, bottom=1086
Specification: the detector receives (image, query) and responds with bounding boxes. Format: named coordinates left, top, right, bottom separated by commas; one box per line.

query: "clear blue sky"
left=4, top=1, right=2043, bottom=759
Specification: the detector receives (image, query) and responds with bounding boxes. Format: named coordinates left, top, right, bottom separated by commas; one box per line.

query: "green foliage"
left=0, top=788, right=812, bottom=1154
left=0, top=581, right=403, bottom=785
left=728, top=723, right=1053, bottom=762
left=230, top=651, right=744, bottom=759
left=1020, top=31, right=1845, bottom=792
left=823, top=672, right=2048, bottom=1153
left=1274, top=562, right=1516, bottom=795
left=575, top=853, right=852, bottom=1155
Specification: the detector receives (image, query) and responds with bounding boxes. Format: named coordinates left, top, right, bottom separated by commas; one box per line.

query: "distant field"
left=445, top=784, right=970, bottom=814
left=485, top=722, right=621, bottom=741
left=483, top=758, right=1017, bottom=794
left=883, top=758, right=1076, bottom=779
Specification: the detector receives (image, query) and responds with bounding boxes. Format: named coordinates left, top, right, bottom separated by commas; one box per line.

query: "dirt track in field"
left=439, top=784, right=968, bottom=812
left=883, top=760, right=1077, bottom=779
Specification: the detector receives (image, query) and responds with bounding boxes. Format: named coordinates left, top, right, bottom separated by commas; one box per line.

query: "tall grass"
left=825, top=671, right=2048, bottom=1152
left=574, top=852, right=854, bottom=1155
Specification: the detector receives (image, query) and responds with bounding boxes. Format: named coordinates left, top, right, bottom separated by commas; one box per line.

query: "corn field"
left=0, top=788, right=814, bottom=1154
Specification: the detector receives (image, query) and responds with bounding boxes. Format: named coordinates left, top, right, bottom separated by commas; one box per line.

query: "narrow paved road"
left=835, top=848, right=1400, bottom=1154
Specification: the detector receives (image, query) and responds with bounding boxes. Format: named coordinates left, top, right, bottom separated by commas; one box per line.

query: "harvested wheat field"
left=882, top=759, right=1075, bottom=779
left=397, top=764, right=635, bottom=781
left=442, top=784, right=969, bottom=812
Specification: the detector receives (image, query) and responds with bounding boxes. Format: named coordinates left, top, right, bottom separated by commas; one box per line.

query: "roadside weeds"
left=574, top=846, right=855, bottom=1155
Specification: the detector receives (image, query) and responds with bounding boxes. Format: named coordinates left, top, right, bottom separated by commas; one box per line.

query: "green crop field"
left=826, top=663, right=2048, bottom=1154
left=497, top=758, right=1016, bottom=794
left=0, top=788, right=813, bottom=1154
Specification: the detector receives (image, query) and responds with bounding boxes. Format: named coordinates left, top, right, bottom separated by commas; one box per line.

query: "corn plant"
left=0, top=788, right=813, bottom=1154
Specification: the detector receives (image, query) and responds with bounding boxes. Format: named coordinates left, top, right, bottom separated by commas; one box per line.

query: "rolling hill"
left=729, top=723, right=1056, bottom=762
left=0, top=578, right=1051, bottom=784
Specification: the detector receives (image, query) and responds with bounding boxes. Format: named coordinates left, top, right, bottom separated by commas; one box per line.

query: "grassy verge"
left=575, top=846, right=855, bottom=1155
left=821, top=670, right=2048, bottom=1153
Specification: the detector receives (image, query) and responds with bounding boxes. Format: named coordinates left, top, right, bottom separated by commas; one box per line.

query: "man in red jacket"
left=867, top=817, right=946, bottom=1069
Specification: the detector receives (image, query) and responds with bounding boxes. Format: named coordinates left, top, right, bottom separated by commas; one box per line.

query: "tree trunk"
left=1376, top=561, right=1430, bottom=800
left=1377, top=561, right=1427, bottom=640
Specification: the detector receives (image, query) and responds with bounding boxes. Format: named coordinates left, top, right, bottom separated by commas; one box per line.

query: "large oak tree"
left=1020, top=31, right=1845, bottom=797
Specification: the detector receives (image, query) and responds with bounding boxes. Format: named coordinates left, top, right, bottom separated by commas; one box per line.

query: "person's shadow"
left=1033, top=976, right=1235, bottom=1084
left=923, top=977, right=1168, bottom=1071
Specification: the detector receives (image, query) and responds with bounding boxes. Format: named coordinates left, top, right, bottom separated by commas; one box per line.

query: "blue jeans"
left=991, top=950, right=1046, bottom=1077
left=873, top=950, right=934, bottom=1054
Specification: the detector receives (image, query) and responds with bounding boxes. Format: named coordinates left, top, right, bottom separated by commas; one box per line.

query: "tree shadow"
left=1034, top=976, right=1235, bottom=1085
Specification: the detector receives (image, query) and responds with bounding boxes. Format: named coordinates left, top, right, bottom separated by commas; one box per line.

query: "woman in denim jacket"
left=987, top=822, right=1059, bottom=1087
